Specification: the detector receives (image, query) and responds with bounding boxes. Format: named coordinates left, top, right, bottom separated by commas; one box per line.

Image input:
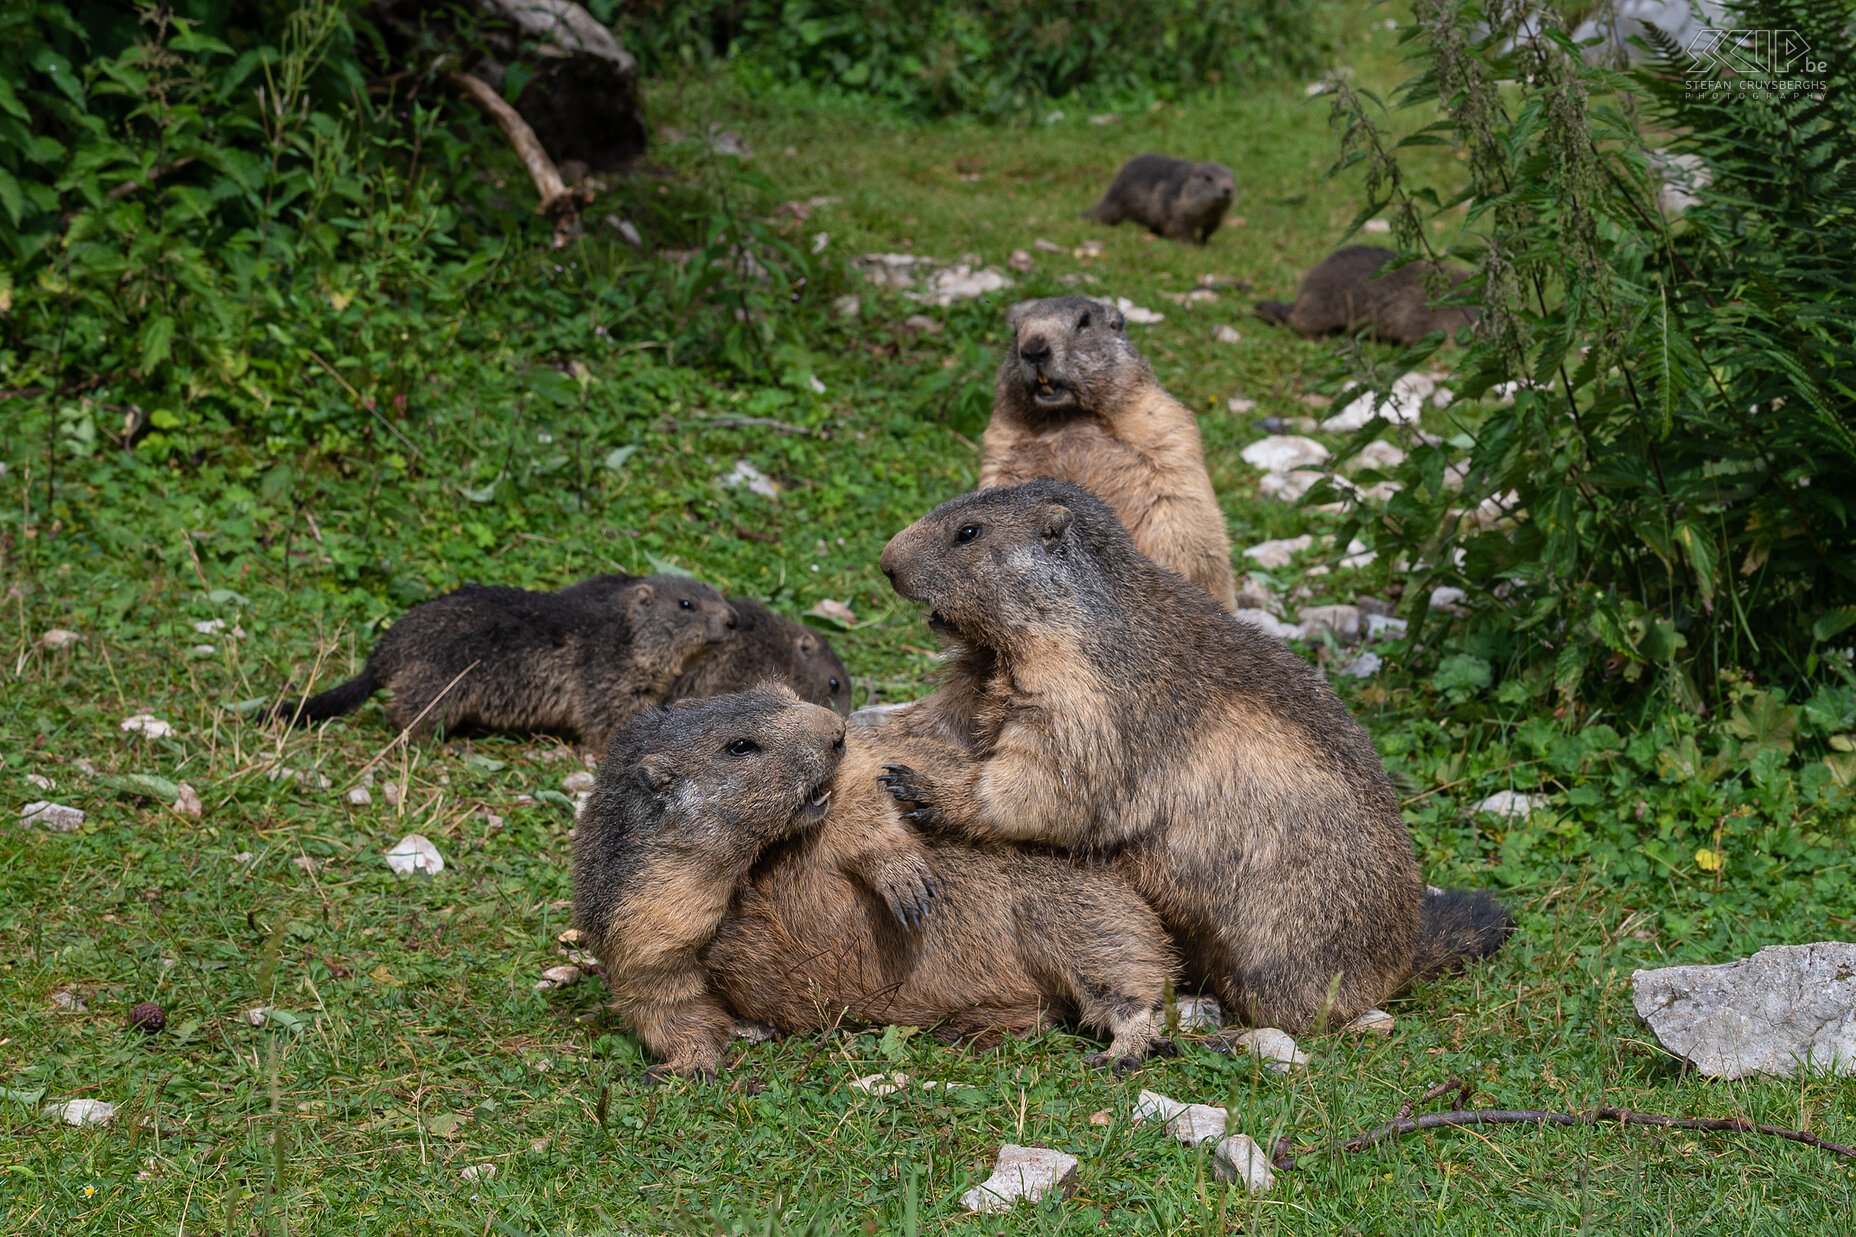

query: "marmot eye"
left=828, top=677, right=841, bottom=691
left=1076, top=312, right=1092, bottom=331
left=727, top=738, right=760, bottom=756
left=678, top=598, right=693, bottom=610
left=955, top=524, right=981, bottom=545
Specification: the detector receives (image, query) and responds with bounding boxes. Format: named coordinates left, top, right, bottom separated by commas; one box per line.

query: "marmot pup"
left=980, top=295, right=1237, bottom=612
left=1086, top=154, right=1236, bottom=244
left=1256, top=245, right=1478, bottom=346
left=573, top=686, right=1177, bottom=1080
left=274, top=574, right=736, bottom=753
left=563, top=577, right=852, bottom=713
left=877, top=481, right=1512, bottom=1034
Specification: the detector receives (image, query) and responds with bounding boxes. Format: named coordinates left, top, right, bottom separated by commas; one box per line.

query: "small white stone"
left=49, top=988, right=86, bottom=1012
left=193, top=619, right=227, bottom=634
left=1365, top=613, right=1409, bottom=640
left=47, top=1099, right=115, bottom=1127
left=1347, top=440, right=1407, bottom=472
left=233, top=851, right=255, bottom=865
left=382, top=781, right=402, bottom=807
left=1008, top=248, right=1035, bottom=274
left=720, top=459, right=779, bottom=499
left=1033, top=238, right=1064, bottom=253
left=1430, top=586, right=1468, bottom=610
left=41, top=628, right=82, bottom=649
left=1346, top=1008, right=1396, bottom=1035
left=1241, top=435, right=1330, bottom=475
left=615, top=219, right=643, bottom=247
left=1212, top=1134, right=1275, bottom=1195
left=173, top=783, right=202, bottom=819
left=810, top=232, right=829, bottom=256
left=1297, top=605, right=1363, bottom=643
left=25, top=773, right=54, bottom=791
left=900, top=313, right=942, bottom=334
left=1233, top=610, right=1301, bottom=641
left=346, top=786, right=372, bottom=807
left=1338, top=538, right=1377, bottom=569
left=850, top=1072, right=910, bottom=1096
left=960, top=1144, right=1078, bottom=1213
left=1336, top=651, right=1383, bottom=678
left=1233, top=1028, right=1307, bottom=1073
left=1242, top=535, right=1314, bottom=570
left=807, top=374, right=827, bottom=394
left=833, top=294, right=861, bottom=318
left=20, top=801, right=84, bottom=832
left=1088, top=112, right=1120, bottom=125
left=459, top=1163, right=496, bottom=1182
left=1474, top=791, right=1541, bottom=819
left=1258, top=469, right=1324, bottom=503
left=1131, top=1089, right=1186, bottom=1125
left=561, top=771, right=596, bottom=794
left=190, top=644, right=217, bottom=656
left=1213, top=324, right=1243, bottom=344
left=1226, top=398, right=1258, bottom=417
left=540, top=965, right=581, bottom=987
left=385, top=833, right=444, bottom=875
left=120, top=713, right=174, bottom=739
left=1113, top=297, right=1164, bottom=324
left=731, top=1020, right=778, bottom=1043
left=246, top=1006, right=273, bottom=1026
left=1165, top=1103, right=1228, bottom=1146
left=1174, top=995, right=1224, bottom=1031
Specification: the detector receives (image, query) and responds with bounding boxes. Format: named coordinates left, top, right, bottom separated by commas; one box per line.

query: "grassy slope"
left=4, top=10, right=1854, bottom=1236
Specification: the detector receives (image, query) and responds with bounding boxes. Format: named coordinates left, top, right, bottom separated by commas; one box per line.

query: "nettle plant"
left=1322, top=0, right=1856, bottom=738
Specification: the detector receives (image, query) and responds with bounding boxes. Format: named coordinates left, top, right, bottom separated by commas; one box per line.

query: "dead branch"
left=444, top=69, right=584, bottom=244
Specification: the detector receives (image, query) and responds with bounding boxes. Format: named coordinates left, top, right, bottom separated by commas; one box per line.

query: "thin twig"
left=105, top=156, right=199, bottom=202
left=680, top=414, right=816, bottom=437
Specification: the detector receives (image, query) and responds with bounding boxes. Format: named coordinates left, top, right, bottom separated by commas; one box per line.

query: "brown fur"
left=981, top=296, right=1238, bottom=612
left=877, top=481, right=1511, bottom=1034
left=1256, top=245, right=1479, bottom=347
left=275, top=574, right=736, bottom=754
left=573, top=687, right=1177, bottom=1079
left=1086, top=154, right=1236, bottom=244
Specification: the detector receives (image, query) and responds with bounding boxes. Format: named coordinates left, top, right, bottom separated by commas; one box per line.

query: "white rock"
left=385, top=833, right=444, bottom=875
left=832, top=294, right=861, bottom=318
left=1347, top=440, right=1407, bottom=472
left=1430, top=586, right=1468, bottom=610
left=1114, top=297, right=1164, bottom=325
left=346, top=786, right=372, bottom=807
left=614, top=218, right=643, bottom=247
left=1633, top=943, right=1856, bottom=1079
left=561, top=771, right=596, bottom=794
left=540, top=965, right=581, bottom=987
left=1033, top=238, right=1064, bottom=253
left=1233, top=610, right=1301, bottom=641
left=720, top=459, right=779, bottom=499
left=731, top=1020, right=778, bottom=1043
left=173, top=783, right=202, bottom=819
left=1226, top=396, right=1257, bottom=415
left=1008, top=248, right=1034, bottom=273
left=246, top=1006, right=273, bottom=1026
left=234, top=851, right=255, bottom=865
left=1232, top=1028, right=1307, bottom=1073
left=1473, top=791, right=1541, bottom=819
left=849, top=1072, right=910, bottom=1096
left=1322, top=374, right=1434, bottom=431
left=1362, top=218, right=1392, bottom=234
left=900, top=314, right=942, bottom=334
left=1258, top=469, right=1324, bottom=503
left=1165, top=1103, right=1228, bottom=1146
left=1365, top=613, right=1409, bottom=640
left=1089, top=112, right=1121, bottom=125
left=193, top=619, right=227, bottom=635
left=810, top=231, right=829, bottom=255
left=807, top=374, right=827, bottom=395
left=1336, top=651, right=1383, bottom=678
left=1346, top=1008, right=1396, bottom=1035
left=49, top=988, right=86, bottom=1012
left=25, top=773, right=54, bottom=791
left=1213, top=325, right=1243, bottom=344
left=1174, top=995, right=1224, bottom=1032
left=909, top=265, right=1012, bottom=306
left=1131, top=1089, right=1185, bottom=1125
left=190, top=644, right=217, bottom=656
left=1212, top=1134, right=1275, bottom=1195
left=41, top=629, right=82, bottom=649
left=1338, top=538, right=1377, bottom=569
left=20, top=801, right=84, bottom=832
left=1297, top=605, right=1363, bottom=643
left=120, top=714, right=174, bottom=739
left=1242, top=535, right=1313, bottom=569
left=961, top=1144, right=1079, bottom=1213
left=1241, top=435, right=1330, bottom=474
left=459, top=1163, right=496, bottom=1182
left=47, top=1099, right=116, bottom=1127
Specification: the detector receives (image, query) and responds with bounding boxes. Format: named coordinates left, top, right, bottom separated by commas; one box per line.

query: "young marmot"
left=1086, top=155, right=1236, bottom=244
left=1256, top=245, right=1479, bottom=346
left=562, top=577, right=853, bottom=713
left=274, top=574, right=737, bottom=753
left=877, top=481, right=1512, bottom=1034
left=573, top=686, right=1177, bottom=1081
left=980, top=296, right=1238, bottom=612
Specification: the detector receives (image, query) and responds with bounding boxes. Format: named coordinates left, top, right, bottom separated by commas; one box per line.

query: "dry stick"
left=444, top=70, right=582, bottom=244
left=345, top=660, right=481, bottom=789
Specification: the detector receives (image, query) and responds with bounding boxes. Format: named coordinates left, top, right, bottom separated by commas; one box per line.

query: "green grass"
left=4, top=9, right=1855, bottom=1234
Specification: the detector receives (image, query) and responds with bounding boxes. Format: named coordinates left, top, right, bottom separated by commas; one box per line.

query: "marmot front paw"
left=877, top=764, right=939, bottom=826
left=867, top=849, right=941, bottom=929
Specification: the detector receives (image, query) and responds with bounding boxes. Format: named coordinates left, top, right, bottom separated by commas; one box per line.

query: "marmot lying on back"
left=572, top=687, right=1177, bottom=1081
left=1256, top=245, right=1479, bottom=346
left=561, top=577, right=852, bottom=713
left=1086, top=155, right=1236, bottom=244
left=273, top=574, right=736, bottom=753
left=878, top=481, right=1512, bottom=1034
left=980, top=296, right=1238, bottom=612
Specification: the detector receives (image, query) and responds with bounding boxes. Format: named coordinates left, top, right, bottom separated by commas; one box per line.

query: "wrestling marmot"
left=274, top=574, right=736, bottom=753
left=1086, top=155, right=1236, bottom=244
left=877, top=481, right=1511, bottom=1034
left=573, top=686, right=1177, bottom=1080
left=562, top=577, right=852, bottom=713
left=981, top=295, right=1238, bottom=612
left=1256, top=245, right=1479, bottom=346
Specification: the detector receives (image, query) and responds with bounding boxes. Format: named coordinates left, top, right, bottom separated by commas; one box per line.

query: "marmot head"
left=996, top=296, right=1150, bottom=420
left=790, top=628, right=853, bottom=714
left=1179, top=161, right=1236, bottom=215
left=604, top=685, right=846, bottom=853
left=879, top=480, right=1133, bottom=652
left=625, top=574, right=739, bottom=663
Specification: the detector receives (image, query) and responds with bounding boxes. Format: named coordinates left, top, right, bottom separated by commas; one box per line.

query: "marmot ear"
left=793, top=632, right=820, bottom=656
left=1040, top=504, right=1073, bottom=544
left=638, top=752, right=675, bottom=793
left=628, top=583, right=655, bottom=612
left=1100, top=300, right=1126, bottom=333
left=1005, top=300, right=1035, bottom=330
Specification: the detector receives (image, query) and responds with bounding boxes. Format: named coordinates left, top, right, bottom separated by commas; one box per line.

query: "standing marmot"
left=563, top=577, right=852, bottom=713
left=877, top=481, right=1511, bottom=1034
left=573, top=686, right=1177, bottom=1081
left=1086, top=155, right=1236, bottom=244
left=980, top=296, right=1237, bottom=612
left=1256, top=245, right=1479, bottom=346
left=274, top=574, right=736, bottom=753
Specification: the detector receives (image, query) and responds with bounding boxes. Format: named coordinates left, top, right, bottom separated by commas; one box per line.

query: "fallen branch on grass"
left=445, top=69, right=584, bottom=245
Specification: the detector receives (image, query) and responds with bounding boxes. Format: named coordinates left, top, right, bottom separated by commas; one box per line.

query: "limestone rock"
left=1165, top=1103, right=1228, bottom=1146
left=1174, top=995, right=1224, bottom=1032
left=1473, top=791, right=1541, bottom=819
left=20, top=801, right=84, bottom=832
left=47, top=1098, right=116, bottom=1127
left=1632, top=943, right=1856, bottom=1079
left=385, top=833, right=444, bottom=875
left=960, top=1144, right=1078, bottom=1212
left=41, top=629, right=82, bottom=649
left=1241, top=435, right=1330, bottom=475
left=1346, top=1008, right=1396, bottom=1035
left=1258, top=469, right=1324, bottom=504
left=561, top=771, right=596, bottom=794
left=1232, top=1028, right=1307, bottom=1073
left=1234, top=610, right=1300, bottom=641
left=1212, top=1134, right=1275, bottom=1195
left=1213, top=325, right=1243, bottom=343
left=1131, top=1089, right=1184, bottom=1125
left=1297, top=604, right=1363, bottom=643
left=1242, top=535, right=1313, bottom=570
